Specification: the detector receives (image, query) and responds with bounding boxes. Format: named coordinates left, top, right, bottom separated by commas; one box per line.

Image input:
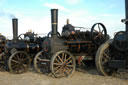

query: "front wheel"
left=8, top=51, right=31, bottom=74
left=50, top=51, right=76, bottom=78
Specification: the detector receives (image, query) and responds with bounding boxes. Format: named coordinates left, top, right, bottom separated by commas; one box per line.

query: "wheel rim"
left=34, top=51, right=50, bottom=74
left=51, top=51, right=75, bottom=78
left=96, top=42, right=116, bottom=76
left=8, top=51, right=31, bottom=74
left=100, top=46, right=113, bottom=75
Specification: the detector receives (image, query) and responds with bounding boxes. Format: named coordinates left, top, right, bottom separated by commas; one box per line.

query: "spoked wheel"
left=95, top=40, right=116, bottom=76
left=34, top=51, right=50, bottom=74
left=50, top=51, right=76, bottom=78
left=91, top=23, right=107, bottom=45
left=0, top=53, right=6, bottom=71
left=8, top=51, right=31, bottom=74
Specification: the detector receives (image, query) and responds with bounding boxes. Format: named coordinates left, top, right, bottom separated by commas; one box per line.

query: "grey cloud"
left=0, top=11, right=16, bottom=19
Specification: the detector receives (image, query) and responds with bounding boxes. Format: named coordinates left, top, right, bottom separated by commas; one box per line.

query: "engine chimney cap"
left=51, top=9, right=58, bottom=11
left=12, top=18, right=18, bottom=20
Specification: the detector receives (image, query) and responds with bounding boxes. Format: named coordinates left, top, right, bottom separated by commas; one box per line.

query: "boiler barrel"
left=6, top=42, right=40, bottom=54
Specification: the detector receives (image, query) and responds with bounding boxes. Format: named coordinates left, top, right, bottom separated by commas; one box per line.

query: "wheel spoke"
left=54, top=65, right=61, bottom=71
left=11, top=61, right=19, bottom=66
left=11, top=64, right=20, bottom=69
left=99, top=35, right=102, bottom=39
left=66, top=60, right=72, bottom=65
left=66, top=64, right=74, bottom=68
left=64, top=67, right=70, bottom=75
left=55, top=57, right=61, bottom=64
left=20, top=53, right=23, bottom=58
left=64, top=54, right=67, bottom=61
left=37, top=57, right=41, bottom=61
left=53, top=63, right=62, bottom=66
left=94, top=33, right=100, bottom=39
left=102, top=30, right=104, bottom=33
left=15, top=55, right=20, bottom=60
left=22, top=64, right=28, bottom=69
left=57, top=55, right=63, bottom=63
left=62, top=53, right=64, bottom=62
left=102, top=52, right=110, bottom=65
left=102, top=59, right=107, bottom=65
left=11, top=60, right=20, bottom=64
left=22, top=57, right=29, bottom=62
left=54, top=67, right=63, bottom=73
left=59, top=69, right=64, bottom=77
left=98, top=24, right=101, bottom=32
left=61, top=69, right=65, bottom=77
left=94, top=29, right=98, bottom=32
left=103, top=52, right=109, bottom=59
left=64, top=56, right=72, bottom=63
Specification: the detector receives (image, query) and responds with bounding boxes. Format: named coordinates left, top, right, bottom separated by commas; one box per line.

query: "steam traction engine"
left=33, top=9, right=109, bottom=78
left=95, top=0, right=128, bottom=76
left=2, top=18, right=45, bottom=73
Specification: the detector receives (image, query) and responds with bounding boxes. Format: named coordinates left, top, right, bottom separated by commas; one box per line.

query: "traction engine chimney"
left=12, top=18, right=18, bottom=42
left=51, top=9, right=58, bottom=37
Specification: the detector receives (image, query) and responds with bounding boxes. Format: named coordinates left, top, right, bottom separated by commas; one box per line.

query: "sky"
left=0, top=0, right=125, bottom=38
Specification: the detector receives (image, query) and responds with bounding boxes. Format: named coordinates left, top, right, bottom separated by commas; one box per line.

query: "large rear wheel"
left=95, top=40, right=116, bottom=76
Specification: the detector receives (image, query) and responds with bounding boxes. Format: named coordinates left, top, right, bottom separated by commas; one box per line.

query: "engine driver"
left=62, top=19, right=76, bottom=38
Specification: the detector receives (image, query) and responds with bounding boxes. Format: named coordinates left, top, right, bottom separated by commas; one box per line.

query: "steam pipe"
left=51, top=9, right=58, bottom=37
left=12, top=18, right=18, bottom=42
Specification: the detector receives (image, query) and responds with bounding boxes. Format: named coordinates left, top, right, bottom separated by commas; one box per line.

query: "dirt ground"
left=0, top=65, right=128, bottom=85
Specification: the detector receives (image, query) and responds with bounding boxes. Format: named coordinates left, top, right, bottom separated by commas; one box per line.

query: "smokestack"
left=51, top=9, right=58, bottom=37
left=12, top=18, right=18, bottom=42
left=125, top=0, right=128, bottom=31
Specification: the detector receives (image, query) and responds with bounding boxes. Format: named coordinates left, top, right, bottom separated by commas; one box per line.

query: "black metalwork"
left=2, top=18, right=46, bottom=74
left=96, top=0, right=128, bottom=76
left=125, top=0, right=128, bottom=31
left=0, top=8, right=109, bottom=77
left=12, top=18, right=18, bottom=42
left=51, top=9, right=58, bottom=37
left=34, top=9, right=109, bottom=78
